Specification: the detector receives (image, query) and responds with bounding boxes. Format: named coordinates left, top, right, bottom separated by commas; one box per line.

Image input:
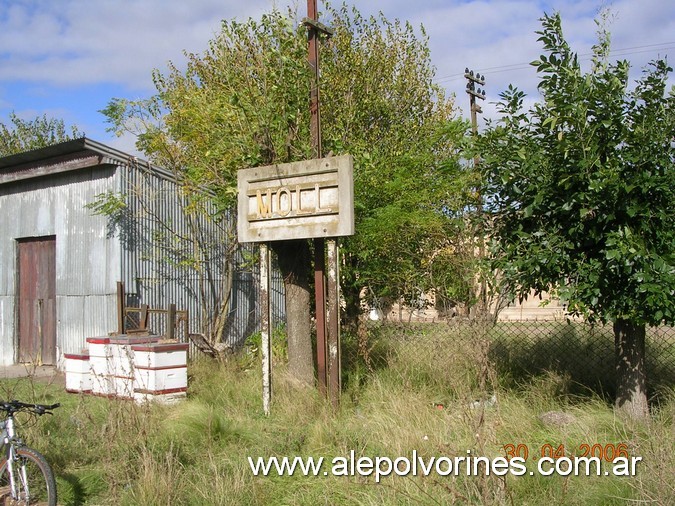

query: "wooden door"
left=17, top=237, right=56, bottom=365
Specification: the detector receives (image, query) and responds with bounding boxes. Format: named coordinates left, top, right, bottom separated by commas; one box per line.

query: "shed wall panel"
left=1, top=146, right=286, bottom=366
left=0, top=166, right=122, bottom=366
left=0, top=296, right=14, bottom=365
left=118, top=165, right=285, bottom=353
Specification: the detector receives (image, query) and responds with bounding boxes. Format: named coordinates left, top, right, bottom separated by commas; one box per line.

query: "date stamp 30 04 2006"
left=502, top=443, right=643, bottom=476
left=503, top=443, right=634, bottom=463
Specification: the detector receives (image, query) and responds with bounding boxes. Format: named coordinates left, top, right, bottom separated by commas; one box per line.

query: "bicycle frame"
left=0, top=400, right=59, bottom=505
left=1, top=415, right=30, bottom=502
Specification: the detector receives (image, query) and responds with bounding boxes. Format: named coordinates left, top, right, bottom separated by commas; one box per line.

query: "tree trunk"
left=613, top=319, right=649, bottom=419
left=272, top=240, right=314, bottom=386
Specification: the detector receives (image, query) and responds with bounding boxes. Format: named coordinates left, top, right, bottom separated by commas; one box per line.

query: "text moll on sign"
left=255, top=183, right=333, bottom=219
left=237, top=155, right=354, bottom=242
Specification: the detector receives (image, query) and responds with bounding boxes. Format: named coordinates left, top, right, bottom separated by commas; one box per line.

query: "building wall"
left=498, top=292, right=566, bottom=321
left=0, top=144, right=286, bottom=367
left=382, top=289, right=566, bottom=323
left=119, top=163, right=280, bottom=350
left=0, top=166, right=121, bottom=366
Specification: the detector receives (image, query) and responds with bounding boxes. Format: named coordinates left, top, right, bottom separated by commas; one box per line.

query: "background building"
left=0, top=138, right=280, bottom=368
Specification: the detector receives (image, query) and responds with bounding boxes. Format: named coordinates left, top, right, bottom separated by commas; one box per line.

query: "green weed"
left=0, top=324, right=671, bottom=504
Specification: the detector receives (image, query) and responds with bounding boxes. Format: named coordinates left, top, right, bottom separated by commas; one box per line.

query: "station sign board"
left=237, top=155, right=354, bottom=243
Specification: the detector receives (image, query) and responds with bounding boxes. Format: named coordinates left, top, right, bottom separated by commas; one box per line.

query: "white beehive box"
left=132, top=342, right=188, bottom=404
left=69, top=337, right=188, bottom=404
left=64, top=353, right=92, bottom=393
left=132, top=342, right=188, bottom=369
left=86, top=336, right=111, bottom=359
left=86, top=337, right=112, bottom=395
left=134, top=367, right=187, bottom=392
left=109, top=336, right=159, bottom=379
left=111, top=375, right=134, bottom=399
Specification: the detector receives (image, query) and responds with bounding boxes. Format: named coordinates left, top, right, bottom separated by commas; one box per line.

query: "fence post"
left=260, top=244, right=272, bottom=415
left=116, top=281, right=126, bottom=335
left=167, top=304, right=176, bottom=340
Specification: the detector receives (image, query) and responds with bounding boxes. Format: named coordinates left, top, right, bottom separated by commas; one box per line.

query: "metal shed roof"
left=0, top=137, right=175, bottom=184
left=1, top=137, right=130, bottom=168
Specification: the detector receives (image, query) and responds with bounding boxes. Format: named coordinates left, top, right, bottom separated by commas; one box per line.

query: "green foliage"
left=100, top=3, right=477, bottom=320
left=242, top=324, right=289, bottom=367
left=319, top=6, right=475, bottom=311
left=0, top=112, right=83, bottom=156
left=85, top=191, right=128, bottom=220
left=480, top=13, right=675, bottom=326
left=102, top=9, right=311, bottom=211
left=5, top=325, right=675, bottom=504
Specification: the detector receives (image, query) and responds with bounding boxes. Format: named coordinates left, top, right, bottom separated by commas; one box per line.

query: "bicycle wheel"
left=0, top=446, right=57, bottom=506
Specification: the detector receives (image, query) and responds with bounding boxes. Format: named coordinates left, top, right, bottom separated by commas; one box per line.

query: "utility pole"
left=465, top=68, right=487, bottom=316
left=304, top=2, right=340, bottom=406
left=306, top=0, right=326, bottom=400
left=307, top=1, right=323, bottom=159
left=464, top=68, right=485, bottom=145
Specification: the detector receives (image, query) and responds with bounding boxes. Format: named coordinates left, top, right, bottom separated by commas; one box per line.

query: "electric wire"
left=434, top=41, right=675, bottom=84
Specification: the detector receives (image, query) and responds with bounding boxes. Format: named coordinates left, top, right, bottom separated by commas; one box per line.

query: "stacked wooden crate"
left=85, top=336, right=112, bottom=396
left=64, top=336, right=188, bottom=404
left=132, top=342, right=189, bottom=404
left=64, top=351, right=92, bottom=393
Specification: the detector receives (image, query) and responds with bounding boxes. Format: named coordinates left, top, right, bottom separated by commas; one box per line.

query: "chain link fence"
left=342, top=317, right=675, bottom=401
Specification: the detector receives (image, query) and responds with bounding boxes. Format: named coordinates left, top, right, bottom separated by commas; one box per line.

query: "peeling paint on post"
left=238, top=158, right=353, bottom=411
left=260, top=243, right=271, bottom=415
left=315, top=238, right=327, bottom=397
left=326, top=238, right=340, bottom=407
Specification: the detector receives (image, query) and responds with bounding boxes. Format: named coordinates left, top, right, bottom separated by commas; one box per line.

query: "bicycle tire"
left=0, top=446, right=57, bottom=506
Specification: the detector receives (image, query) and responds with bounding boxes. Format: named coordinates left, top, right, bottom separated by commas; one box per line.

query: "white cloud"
left=404, top=0, right=675, bottom=124
left=0, top=0, right=672, bottom=140
left=0, top=0, right=270, bottom=90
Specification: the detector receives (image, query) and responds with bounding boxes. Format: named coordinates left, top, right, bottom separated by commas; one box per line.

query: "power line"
left=434, top=41, right=675, bottom=84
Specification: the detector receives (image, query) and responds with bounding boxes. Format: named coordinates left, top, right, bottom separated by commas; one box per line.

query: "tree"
left=479, top=13, right=675, bottom=418
left=102, top=4, right=471, bottom=384
left=103, top=10, right=316, bottom=382
left=318, top=5, right=475, bottom=324
left=0, top=112, right=83, bottom=156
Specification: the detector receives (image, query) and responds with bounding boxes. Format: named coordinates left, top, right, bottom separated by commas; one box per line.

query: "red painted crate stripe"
left=135, top=364, right=188, bottom=372
left=135, top=387, right=187, bottom=395
left=131, top=343, right=189, bottom=353
left=86, top=337, right=110, bottom=344
left=64, top=353, right=89, bottom=360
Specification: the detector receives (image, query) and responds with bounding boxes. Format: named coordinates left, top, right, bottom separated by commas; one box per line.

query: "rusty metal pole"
left=307, top=0, right=328, bottom=397
left=260, top=243, right=272, bottom=415
left=308, top=0, right=322, bottom=159
left=116, top=281, right=126, bottom=335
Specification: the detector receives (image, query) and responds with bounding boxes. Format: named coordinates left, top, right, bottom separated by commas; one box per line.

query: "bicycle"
left=0, top=400, right=60, bottom=506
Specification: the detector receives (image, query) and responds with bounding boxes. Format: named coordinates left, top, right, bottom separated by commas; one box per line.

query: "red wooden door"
left=17, top=237, right=56, bottom=365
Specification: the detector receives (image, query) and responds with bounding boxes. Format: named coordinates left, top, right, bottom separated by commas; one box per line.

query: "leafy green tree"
left=319, top=5, right=476, bottom=322
left=0, top=112, right=83, bottom=156
left=479, top=13, right=675, bottom=418
left=102, top=10, right=317, bottom=382
left=102, top=4, right=473, bottom=384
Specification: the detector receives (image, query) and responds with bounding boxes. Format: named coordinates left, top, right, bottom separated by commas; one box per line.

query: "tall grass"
left=2, top=324, right=673, bottom=505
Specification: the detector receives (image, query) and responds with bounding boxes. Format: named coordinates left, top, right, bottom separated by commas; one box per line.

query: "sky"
left=1, top=0, right=673, bottom=156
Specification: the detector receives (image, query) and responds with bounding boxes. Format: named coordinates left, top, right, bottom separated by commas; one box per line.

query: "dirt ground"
left=0, top=364, right=64, bottom=385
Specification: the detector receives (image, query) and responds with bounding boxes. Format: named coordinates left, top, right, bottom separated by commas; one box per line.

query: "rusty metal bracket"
left=302, top=17, right=334, bottom=37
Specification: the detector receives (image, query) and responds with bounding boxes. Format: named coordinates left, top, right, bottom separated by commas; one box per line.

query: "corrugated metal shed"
left=0, top=138, right=283, bottom=368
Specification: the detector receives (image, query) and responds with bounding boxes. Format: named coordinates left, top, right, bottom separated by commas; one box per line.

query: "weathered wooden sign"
left=237, top=155, right=354, bottom=243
